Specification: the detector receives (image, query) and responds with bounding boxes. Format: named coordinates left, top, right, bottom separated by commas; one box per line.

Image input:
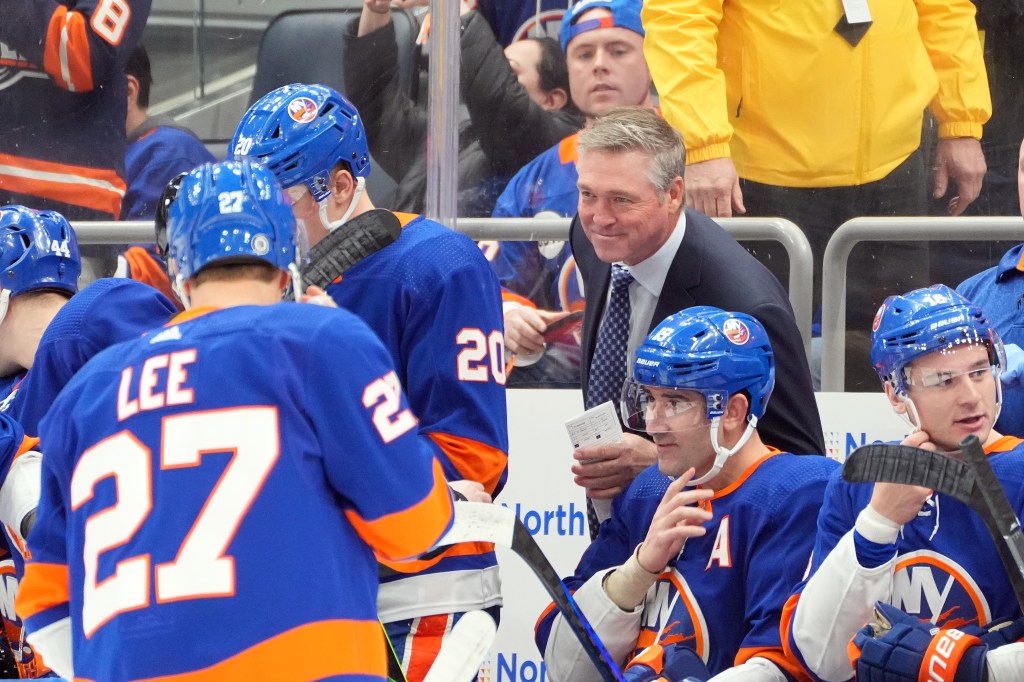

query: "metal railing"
left=820, top=216, right=1024, bottom=391
left=73, top=215, right=815, bottom=358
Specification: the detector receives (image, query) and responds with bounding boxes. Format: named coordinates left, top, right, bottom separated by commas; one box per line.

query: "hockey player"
left=0, top=0, right=150, bottom=220
left=231, top=83, right=508, bottom=680
left=0, top=205, right=178, bottom=676
left=783, top=284, right=1024, bottom=681
left=537, top=306, right=836, bottom=680
left=16, top=159, right=455, bottom=681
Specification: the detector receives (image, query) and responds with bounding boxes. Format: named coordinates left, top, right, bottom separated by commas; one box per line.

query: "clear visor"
left=900, top=341, right=1003, bottom=391
left=620, top=378, right=706, bottom=433
left=903, top=362, right=999, bottom=389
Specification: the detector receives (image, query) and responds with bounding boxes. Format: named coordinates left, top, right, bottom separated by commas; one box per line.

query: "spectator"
left=493, top=0, right=652, bottom=387
left=642, top=0, right=992, bottom=389
left=568, top=107, right=823, bottom=536
left=16, top=160, right=455, bottom=681
left=344, top=0, right=581, bottom=216
left=957, top=137, right=1024, bottom=437
left=783, top=284, right=1024, bottom=681
left=121, top=43, right=215, bottom=221
left=537, top=306, right=835, bottom=680
left=0, top=0, right=151, bottom=220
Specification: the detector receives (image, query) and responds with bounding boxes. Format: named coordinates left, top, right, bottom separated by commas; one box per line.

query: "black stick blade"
left=842, top=443, right=977, bottom=505
left=301, top=208, right=402, bottom=289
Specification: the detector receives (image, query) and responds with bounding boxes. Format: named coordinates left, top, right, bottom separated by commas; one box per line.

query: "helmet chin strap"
left=288, top=263, right=303, bottom=302
left=0, top=290, right=12, bottom=328
left=318, top=177, right=366, bottom=233
left=689, top=415, right=758, bottom=486
left=173, top=274, right=191, bottom=310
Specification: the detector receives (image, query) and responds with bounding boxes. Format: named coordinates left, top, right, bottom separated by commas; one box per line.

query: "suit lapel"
left=650, top=209, right=703, bottom=332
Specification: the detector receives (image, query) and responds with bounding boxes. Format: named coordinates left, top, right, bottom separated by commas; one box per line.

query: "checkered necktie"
left=586, top=264, right=634, bottom=410
left=583, top=265, right=633, bottom=539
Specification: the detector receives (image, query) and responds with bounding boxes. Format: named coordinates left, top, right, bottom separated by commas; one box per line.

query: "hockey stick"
left=421, top=610, right=497, bottom=682
left=434, top=502, right=625, bottom=682
left=301, top=208, right=402, bottom=289
left=383, top=621, right=409, bottom=682
left=842, top=437, right=1024, bottom=610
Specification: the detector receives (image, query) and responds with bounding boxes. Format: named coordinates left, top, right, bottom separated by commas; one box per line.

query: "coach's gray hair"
left=576, top=107, right=686, bottom=196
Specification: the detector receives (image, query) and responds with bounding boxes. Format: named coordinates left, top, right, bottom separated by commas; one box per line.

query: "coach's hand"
left=572, top=433, right=657, bottom=499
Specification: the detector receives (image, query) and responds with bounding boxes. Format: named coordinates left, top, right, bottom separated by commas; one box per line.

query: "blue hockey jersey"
left=122, top=122, right=217, bottom=220
left=19, top=303, right=455, bottom=681
left=0, top=0, right=151, bottom=219
left=475, top=0, right=570, bottom=45
left=537, top=451, right=837, bottom=678
left=0, top=278, right=176, bottom=676
left=322, top=212, right=509, bottom=621
left=783, top=436, right=1024, bottom=681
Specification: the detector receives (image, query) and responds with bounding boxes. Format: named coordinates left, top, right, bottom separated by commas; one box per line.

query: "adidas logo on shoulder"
left=149, top=326, right=182, bottom=344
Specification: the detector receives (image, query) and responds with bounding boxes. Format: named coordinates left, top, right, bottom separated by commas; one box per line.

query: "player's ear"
left=126, top=75, right=139, bottom=106
left=329, top=167, right=356, bottom=205
left=884, top=381, right=907, bottom=414
left=723, top=392, right=750, bottom=430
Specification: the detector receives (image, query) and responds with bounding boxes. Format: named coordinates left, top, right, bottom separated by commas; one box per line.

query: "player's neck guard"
left=318, top=177, right=366, bottom=233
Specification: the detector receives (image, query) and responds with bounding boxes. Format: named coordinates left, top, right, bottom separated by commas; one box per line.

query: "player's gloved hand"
left=623, top=643, right=710, bottom=682
left=851, top=602, right=1024, bottom=682
left=1001, top=344, right=1024, bottom=388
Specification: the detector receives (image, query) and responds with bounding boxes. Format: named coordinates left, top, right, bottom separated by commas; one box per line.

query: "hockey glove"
left=623, top=643, right=710, bottom=682
left=852, top=602, right=1024, bottom=682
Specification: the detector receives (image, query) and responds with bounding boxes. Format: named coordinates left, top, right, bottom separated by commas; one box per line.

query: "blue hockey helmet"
left=230, top=83, right=370, bottom=202
left=0, top=205, right=80, bottom=300
left=870, top=284, right=1004, bottom=395
left=623, top=306, right=775, bottom=484
left=166, top=160, right=299, bottom=284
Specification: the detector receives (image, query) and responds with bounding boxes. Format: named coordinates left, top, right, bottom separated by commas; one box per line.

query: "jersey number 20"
left=70, top=407, right=279, bottom=637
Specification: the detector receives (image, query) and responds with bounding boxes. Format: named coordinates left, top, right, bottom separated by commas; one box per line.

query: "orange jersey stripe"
left=345, top=459, right=453, bottom=562
left=123, top=247, right=183, bottom=310
left=378, top=539, right=493, bottom=575
left=139, top=620, right=386, bottom=681
left=43, top=6, right=93, bottom=92
left=558, top=134, right=580, bottom=165
left=0, top=154, right=125, bottom=217
left=502, top=290, right=538, bottom=309
left=17, top=436, right=40, bottom=457
left=16, top=563, right=69, bottom=620
left=427, top=432, right=508, bottom=496
left=392, top=212, right=418, bottom=228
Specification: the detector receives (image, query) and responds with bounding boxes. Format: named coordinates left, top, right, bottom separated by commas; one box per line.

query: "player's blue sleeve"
left=535, top=479, right=651, bottom=654
left=301, top=311, right=454, bottom=562
left=402, top=242, right=510, bottom=496
left=18, top=409, right=71, bottom=636
left=0, top=414, right=26, bottom=484
left=491, top=170, right=532, bottom=219
left=15, top=279, right=177, bottom=436
left=2, top=0, right=151, bottom=93
left=736, top=459, right=837, bottom=673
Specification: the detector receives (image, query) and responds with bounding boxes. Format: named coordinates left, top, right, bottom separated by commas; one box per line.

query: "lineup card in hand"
left=565, top=400, right=624, bottom=450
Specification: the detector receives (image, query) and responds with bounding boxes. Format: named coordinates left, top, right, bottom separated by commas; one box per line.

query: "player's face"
left=505, top=40, right=548, bottom=109
left=577, top=149, right=683, bottom=265
left=285, top=184, right=329, bottom=247
left=564, top=11, right=651, bottom=118
left=642, top=387, right=712, bottom=477
left=902, top=344, right=998, bottom=450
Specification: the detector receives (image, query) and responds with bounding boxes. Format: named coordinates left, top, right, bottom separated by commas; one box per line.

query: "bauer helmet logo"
left=250, top=234, right=271, bottom=255
left=722, top=319, right=750, bottom=345
left=287, top=97, right=318, bottom=123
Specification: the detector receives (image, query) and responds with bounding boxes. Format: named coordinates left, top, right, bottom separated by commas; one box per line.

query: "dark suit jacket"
left=572, top=208, right=825, bottom=456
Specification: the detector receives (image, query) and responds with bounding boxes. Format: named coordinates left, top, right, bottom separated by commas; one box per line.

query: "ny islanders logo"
left=890, top=550, right=992, bottom=628
left=287, top=97, right=318, bottom=123
left=0, top=40, right=45, bottom=92
left=722, top=319, right=750, bottom=345
left=637, top=570, right=710, bottom=664
left=872, top=303, right=885, bottom=332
